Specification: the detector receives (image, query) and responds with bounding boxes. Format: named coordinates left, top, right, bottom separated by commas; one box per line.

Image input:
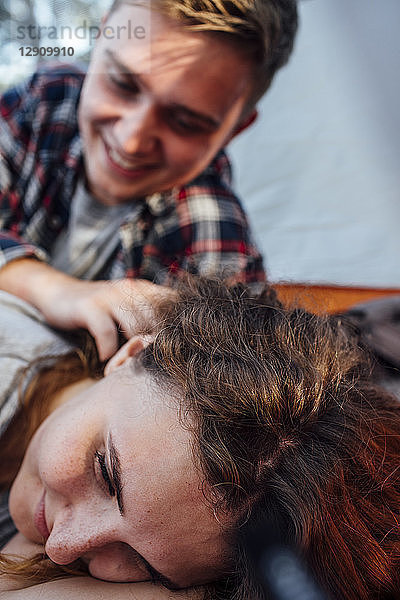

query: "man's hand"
left=0, top=259, right=171, bottom=360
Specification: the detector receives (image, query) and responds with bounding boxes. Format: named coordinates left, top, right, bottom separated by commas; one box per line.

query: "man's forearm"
left=0, top=258, right=168, bottom=360
left=0, top=258, right=65, bottom=307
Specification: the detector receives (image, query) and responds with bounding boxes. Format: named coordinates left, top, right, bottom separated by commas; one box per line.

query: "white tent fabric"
left=229, top=0, right=400, bottom=287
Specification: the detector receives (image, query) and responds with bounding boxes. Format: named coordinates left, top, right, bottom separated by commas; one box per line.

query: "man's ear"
left=227, top=109, right=258, bottom=143
left=104, top=335, right=153, bottom=376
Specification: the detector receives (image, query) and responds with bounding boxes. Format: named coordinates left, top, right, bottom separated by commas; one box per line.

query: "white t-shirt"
left=50, top=178, right=137, bottom=280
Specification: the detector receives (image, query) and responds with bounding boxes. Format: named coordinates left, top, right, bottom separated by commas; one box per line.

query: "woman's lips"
left=34, top=492, right=50, bottom=541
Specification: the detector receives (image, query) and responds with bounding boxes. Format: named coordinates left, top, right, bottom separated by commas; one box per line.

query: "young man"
left=0, top=0, right=298, bottom=359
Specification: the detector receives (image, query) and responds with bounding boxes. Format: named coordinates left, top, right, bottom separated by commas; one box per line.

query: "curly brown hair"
left=3, top=278, right=400, bottom=600
left=139, top=278, right=400, bottom=600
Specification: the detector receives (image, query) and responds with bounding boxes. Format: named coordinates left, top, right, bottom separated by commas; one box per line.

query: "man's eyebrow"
left=108, top=434, right=124, bottom=515
left=168, top=103, right=220, bottom=130
left=105, top=49, right=142, bottom=84
left=104, top=49, right=220, bottom=130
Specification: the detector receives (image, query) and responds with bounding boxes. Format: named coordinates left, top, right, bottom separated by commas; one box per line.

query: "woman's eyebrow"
left=108, top=434, right=124, bottom=515
left=108, top=435, right=178, bottom=589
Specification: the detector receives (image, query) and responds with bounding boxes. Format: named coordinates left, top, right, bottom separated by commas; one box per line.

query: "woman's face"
left=9, top=356, right=227, bottom=588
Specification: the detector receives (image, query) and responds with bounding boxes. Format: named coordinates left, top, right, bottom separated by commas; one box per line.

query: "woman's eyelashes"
left=95, top=451, right=116, bottom=498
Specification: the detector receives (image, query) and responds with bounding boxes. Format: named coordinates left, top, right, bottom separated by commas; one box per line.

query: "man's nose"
left=45, top=504, right=117, bottom=566
left=114, top=100, right=160, bottom=156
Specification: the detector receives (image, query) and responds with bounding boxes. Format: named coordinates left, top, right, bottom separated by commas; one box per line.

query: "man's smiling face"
left=78, top=3, right=254, bottom=205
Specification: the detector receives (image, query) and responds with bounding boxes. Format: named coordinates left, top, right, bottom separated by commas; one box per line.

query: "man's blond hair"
left=110, top=0, right=298, bottom=108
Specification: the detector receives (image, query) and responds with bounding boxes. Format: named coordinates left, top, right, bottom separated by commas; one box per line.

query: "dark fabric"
left=0, top=491, right=17, bottom=550
left=343, top=296, right=400, bottom=398
left=344, top=296, right=400, bottom=370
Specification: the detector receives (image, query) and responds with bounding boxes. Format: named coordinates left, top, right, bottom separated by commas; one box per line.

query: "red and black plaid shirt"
left=0, top=66, right=265, bottom=284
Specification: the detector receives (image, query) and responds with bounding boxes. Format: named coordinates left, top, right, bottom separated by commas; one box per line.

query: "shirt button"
left=49, top=214, right=63, bottom=229
left=147, top=193, right=165, bottom=215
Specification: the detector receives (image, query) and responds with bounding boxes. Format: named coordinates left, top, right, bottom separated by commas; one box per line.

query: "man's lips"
left=34, top=491, right=50, bottom=541
left=104, top=141, right=159, bottom=178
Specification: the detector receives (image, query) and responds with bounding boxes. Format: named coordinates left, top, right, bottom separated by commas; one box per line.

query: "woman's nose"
left=45, top=503, right=117, bottom=566
left=46, top=514, right=149, bottom=583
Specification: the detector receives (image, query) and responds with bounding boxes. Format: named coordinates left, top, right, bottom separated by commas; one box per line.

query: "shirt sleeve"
left=0, top=73, right=50, bottom=267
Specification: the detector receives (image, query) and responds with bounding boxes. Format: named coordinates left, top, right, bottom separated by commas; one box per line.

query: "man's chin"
left=86, top=179, right=155, bottom=205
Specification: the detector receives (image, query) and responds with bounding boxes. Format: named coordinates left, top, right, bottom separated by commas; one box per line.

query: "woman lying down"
left=1, top=278, right=400, bottom=600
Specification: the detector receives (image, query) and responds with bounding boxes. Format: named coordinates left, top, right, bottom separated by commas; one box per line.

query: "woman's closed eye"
left=95, top=451, right=115, bottom=498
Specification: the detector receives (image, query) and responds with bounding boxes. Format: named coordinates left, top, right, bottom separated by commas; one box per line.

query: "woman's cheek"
left=8, top=464, right=42, bottom=543
left=32, top=415, right=88, bottom=493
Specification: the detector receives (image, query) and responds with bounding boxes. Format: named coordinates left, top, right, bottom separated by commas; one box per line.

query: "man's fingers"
left=85, top=310, right=119, bottom=361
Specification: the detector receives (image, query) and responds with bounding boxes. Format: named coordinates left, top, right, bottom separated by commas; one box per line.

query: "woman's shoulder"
left=0, top=290, right=73, bottom=357
left=0, top=291, right=75, bottom=436
left=0, top=291, right=46, bottom=323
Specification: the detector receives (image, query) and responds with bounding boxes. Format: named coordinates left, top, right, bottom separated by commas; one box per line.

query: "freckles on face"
left=106, top=389, right=229, bottom=585
left=8, top=387, right=100, bottom=545
left=9, top=363, right=230, bottom=586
